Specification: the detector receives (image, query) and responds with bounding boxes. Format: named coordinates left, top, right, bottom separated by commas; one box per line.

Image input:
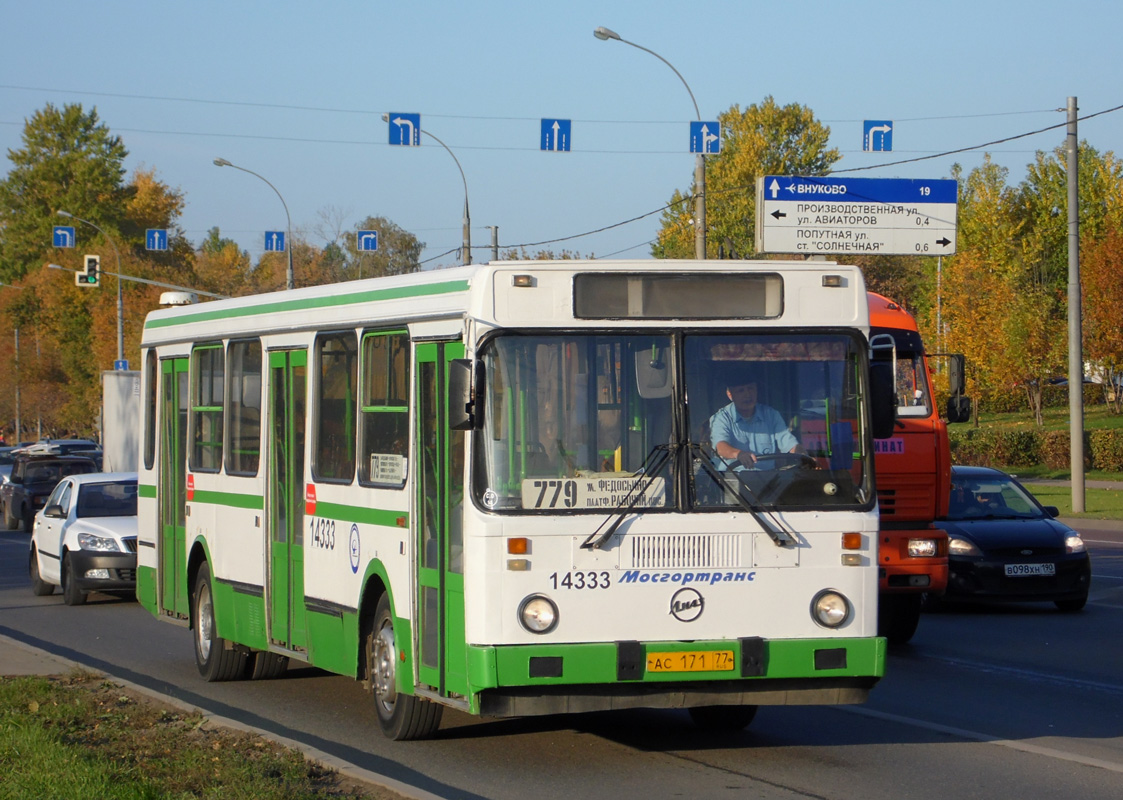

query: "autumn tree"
left=1082, top=229, right=1123, bottom=413
left=0, top=104, right=129, bottom=282
left=653, top=97, right=839, bottom=259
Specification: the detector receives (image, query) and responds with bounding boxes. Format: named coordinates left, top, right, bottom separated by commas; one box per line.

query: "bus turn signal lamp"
left=842, top=533, right=862, bottom=550
left=507, top=537, right=528, bottom=555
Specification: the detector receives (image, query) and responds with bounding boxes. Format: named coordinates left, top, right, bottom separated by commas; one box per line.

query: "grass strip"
left=0, top=672, right=402, bottom=800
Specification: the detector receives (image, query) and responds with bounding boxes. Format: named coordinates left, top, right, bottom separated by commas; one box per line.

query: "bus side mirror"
left=869, top=362, right=897, bottom=439
left=448, top=359, right=481, bottom=431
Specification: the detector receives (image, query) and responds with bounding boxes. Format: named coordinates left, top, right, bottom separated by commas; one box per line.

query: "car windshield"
left=76, top=481, right=138, bottom=518
left=947, top=473, right=1043, bottom=520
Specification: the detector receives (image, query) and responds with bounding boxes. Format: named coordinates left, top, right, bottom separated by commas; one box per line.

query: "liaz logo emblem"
left=670, top=587, right=704, bottom=622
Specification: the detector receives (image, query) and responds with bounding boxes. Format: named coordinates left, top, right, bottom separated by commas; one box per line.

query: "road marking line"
left=842, top=706, right=1123, bottom=773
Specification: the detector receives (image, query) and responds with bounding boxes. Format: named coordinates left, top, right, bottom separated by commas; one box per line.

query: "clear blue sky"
left=2, top=1, right=1120, bottom=268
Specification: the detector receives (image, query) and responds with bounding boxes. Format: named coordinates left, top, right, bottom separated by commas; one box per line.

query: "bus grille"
left=627, top=534, right=741, bottom=570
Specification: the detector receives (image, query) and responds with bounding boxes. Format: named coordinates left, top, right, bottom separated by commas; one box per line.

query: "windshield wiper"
left=693, top=443, right=795, bottom=547
left=580, top=444, right=674, bottom=551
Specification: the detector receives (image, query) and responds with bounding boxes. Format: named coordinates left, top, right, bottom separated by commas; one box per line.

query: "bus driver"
left=710, top=370, right=804, bottom=470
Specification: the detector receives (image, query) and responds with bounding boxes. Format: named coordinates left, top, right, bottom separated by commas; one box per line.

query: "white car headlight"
left=948, top=536, right=982, bottom=557
left=518, top=595, right=559, bottom=634
left=811, top=590, right=851, bottom=628
left=77, top=532, right=121, bottom=552
left=1065, top=534, right=1086, bottom=554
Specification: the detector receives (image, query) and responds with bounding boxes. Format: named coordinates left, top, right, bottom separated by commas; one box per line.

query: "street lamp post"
left=213, top=158, right=295, bottom=289
left=382, top=114, right=471, bottom=265
left=594, top=26, right=706, bottom=260
left=56, top=210, right=125, bottom=364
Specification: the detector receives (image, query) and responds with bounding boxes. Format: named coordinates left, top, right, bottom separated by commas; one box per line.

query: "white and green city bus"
left=136, top=260, right=894, bottom=740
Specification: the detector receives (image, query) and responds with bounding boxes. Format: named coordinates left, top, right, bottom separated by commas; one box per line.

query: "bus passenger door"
left=159, top=357, right=189, bottom=617
left=268, top=349, right=308, bottom=651
left=415, top=342, right=468, bottom=699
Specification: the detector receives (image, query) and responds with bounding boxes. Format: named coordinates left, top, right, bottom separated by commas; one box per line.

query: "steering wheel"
left=756, top=452, right=819, bottom=471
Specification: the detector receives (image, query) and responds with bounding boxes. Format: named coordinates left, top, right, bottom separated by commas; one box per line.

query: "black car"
left=934, top=465, right=1091, bottom=611
left=1, top=453, right=98, bottom=531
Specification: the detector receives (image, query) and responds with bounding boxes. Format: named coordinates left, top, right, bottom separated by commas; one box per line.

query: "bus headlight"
left=811, top=590, right=851, bottom=628
left=518, top=595, right=559, bottom=634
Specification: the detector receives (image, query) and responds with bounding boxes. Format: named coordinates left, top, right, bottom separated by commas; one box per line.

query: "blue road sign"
left=53, top=226, right=76, bottom=248
left=146, top=228, right=168, bottom=251
left=863, top=120, right=893, bottom=152
left=387, top=113, right=421, bottom=146
left=265, top=231, right=286, bottom=252
left=357, top=230, right=379, bottom=252
left=690, top=121, right=721, bottom=154
left=761, top=175, right=956, bottom=205
left=114, top=359, right=129, bottom=371
left=541, top=119, right=572, bottom=152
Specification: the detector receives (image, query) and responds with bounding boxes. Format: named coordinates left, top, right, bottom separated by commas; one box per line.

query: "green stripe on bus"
left=191, top=489, right=264, bottom=510
left=144, top=280, right=471, bottom=330
left=312, top=500, right=407, bottom=529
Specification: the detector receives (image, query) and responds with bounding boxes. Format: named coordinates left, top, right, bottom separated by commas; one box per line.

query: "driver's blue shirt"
left=709, top=402, right=798, bottom=471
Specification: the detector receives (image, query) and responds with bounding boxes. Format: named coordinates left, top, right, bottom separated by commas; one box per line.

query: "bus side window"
left=226, top=339, right=262, bottom=476
left=314, top=332, right=358, bottom=483
left=189, top=344, right=224, bottom=473
left=359, top=331, right=409, bottom=487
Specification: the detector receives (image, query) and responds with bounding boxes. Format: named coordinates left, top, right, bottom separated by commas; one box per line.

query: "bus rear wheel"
left=192, top=562, right=245, bottom=682
left=688, top=705, right=758, bottom=731
left=366, top=593, right=442, bottom=741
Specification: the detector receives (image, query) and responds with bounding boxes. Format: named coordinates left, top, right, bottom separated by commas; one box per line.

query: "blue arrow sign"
left=761, top=176, right=957, bottom=205
left=387, top=113, right=421, bottom=146
left=357, top=230, right=379, bottom=252
left=863, top=120, right=893, bottom=152
left=541, top=118, right=572, bottom=152
left=690, top=121, right=721, bottom=154
left=265, top=231, right=286, bottom=252
left=146, top=228, right=168, bottom=251
left=53, top=226, right=76, bottom=248
left=114, top=359, right=129, bottom=371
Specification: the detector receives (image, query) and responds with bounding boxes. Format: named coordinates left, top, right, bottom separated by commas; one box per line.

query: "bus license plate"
left=646, top=650, right=735, bottom=673
left=1005, top=563, right=1056, bottom=577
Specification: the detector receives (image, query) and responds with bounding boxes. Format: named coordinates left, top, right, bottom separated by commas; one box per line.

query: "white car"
left=28, top=472, right=138, bottom=606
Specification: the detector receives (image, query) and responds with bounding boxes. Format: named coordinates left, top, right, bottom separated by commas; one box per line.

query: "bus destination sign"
left=755, top=176, right=958, bottom=257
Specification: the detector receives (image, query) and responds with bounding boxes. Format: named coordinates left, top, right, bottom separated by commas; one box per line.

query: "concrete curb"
left=0, top=634, right=444, bottom=800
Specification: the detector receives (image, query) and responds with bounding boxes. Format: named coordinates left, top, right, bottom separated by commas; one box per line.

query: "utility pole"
left=487, top=226, right=499, bottom=262
left=1066, top=96, right=1085, bottom=513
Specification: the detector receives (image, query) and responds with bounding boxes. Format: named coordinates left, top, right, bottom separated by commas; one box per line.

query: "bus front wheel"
left=366, top=593, right=442, bottom=740
left=192, top=562, right=245, bottom=682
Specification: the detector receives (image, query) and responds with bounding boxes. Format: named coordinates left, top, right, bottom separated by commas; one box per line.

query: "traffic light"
left=76, top=254, right=99, bottom=287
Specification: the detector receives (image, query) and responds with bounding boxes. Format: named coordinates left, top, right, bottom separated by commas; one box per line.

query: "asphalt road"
left=2, top=520, right=1121, bottom=800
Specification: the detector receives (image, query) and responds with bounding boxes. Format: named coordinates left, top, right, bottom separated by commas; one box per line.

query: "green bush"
left=949, top=426, right=1122, bottom=470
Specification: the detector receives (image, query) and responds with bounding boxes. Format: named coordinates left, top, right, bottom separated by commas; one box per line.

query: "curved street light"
left=56, top=210, right=125, bottom=362
left=594, top=26, right=707, bottom=260
left=213, top=158, right=295, bottom=289
left=383, top=114, right=471, bottom=265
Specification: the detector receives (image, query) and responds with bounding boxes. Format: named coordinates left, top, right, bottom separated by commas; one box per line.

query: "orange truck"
left=868, top=293, right=968, bottom=643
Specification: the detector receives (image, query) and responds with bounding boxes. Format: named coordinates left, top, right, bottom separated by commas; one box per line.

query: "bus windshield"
left=473, top=331, right=873, bottom=512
